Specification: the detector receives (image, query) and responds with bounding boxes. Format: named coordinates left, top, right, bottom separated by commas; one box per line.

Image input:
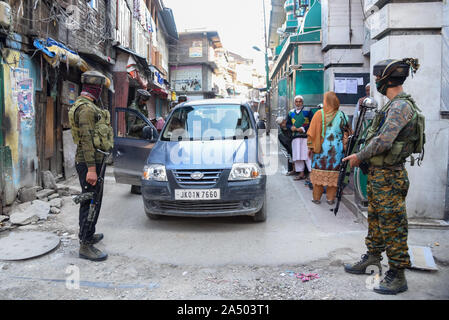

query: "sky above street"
left=162, top=0, right=271, bottom=74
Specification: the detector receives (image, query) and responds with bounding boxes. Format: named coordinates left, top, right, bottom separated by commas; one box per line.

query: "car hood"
left=147, top=138, right=258, bottom=169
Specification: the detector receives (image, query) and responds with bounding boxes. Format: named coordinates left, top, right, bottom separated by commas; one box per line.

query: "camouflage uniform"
left=356, top=92, right=415, bottom=269
left=74, top=96, right=105, bottom=167
left=128, top=100, right=149, bottom=137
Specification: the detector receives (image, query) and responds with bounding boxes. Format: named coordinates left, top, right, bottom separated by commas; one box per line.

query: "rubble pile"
left=0, top=171, right=80, bottom=232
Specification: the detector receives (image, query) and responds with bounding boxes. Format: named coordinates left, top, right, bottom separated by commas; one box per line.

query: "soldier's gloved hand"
left=86, top=167, right=98, bottom=186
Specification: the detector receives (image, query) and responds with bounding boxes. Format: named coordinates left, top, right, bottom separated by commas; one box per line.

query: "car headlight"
left=142, top=164, right=167, bottom=182
left=228, top=163, right=261, bottom=181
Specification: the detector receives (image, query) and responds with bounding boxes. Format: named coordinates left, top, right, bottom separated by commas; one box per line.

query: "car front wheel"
left=131, top=185, right=141, bottom=194
left=145, top=208, right=161, bottom=220
left=253, top=196, right=267, bottom=222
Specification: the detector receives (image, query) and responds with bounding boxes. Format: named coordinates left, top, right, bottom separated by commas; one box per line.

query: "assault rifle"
left=73, top=149, right=110, bottom=242
left=332, top=97, right=377, bottom=216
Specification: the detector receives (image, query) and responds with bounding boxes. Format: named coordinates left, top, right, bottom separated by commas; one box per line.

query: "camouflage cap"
left=81, top=70, right=107, bottom=86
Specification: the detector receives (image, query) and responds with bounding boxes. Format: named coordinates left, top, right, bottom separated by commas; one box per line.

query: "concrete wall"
left=442, top=0, right=449, bottom=115
left=442, top=0, right=449, bottom=218
left=367, top=2, right=443, bottom=40
left=365, top=1, right=448, bottom=220
left=1, top=49, right=40, bottom=203
left=297, top=44, right=324, bottom=64
left=169, top=33, right=213, bottom=65
left=323, top=48, right=366, bottom=67
left=321, top=0, right=365, bottom=49
left=321, top=0, right=369, bottom=109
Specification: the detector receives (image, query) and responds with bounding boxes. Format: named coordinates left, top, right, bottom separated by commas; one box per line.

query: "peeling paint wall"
left=1, top=49, right=40, bottom=202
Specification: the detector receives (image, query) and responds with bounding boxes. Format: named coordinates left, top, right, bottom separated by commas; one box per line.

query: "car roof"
left=181, top=98, right=249, bottom=107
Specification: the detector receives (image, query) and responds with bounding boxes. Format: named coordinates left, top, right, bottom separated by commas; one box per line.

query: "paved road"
left=1, top=141, right=448, bottom=300
left=59, top=157, right=367, bottom=267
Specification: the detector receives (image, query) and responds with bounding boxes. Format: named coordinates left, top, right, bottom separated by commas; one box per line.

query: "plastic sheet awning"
left=34, top=38, right=89, bottom=72
left=34, top=38, right=112, bottom=89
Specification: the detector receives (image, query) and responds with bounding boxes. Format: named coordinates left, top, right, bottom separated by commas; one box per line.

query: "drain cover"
left=0, top=231, right=60, bottom=261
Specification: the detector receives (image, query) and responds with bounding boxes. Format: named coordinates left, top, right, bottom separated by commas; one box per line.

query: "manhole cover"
left=0, top=231, right=60, bottom=261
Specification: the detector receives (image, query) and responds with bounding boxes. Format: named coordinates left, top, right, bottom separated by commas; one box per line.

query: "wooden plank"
left=44, top=97, right=54, bottom=159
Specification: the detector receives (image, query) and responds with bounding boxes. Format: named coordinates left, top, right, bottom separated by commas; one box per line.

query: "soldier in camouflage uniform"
left=343, top=58, right=422, bottom=295
left=70, top=70, right=113, bottom=262
left=128, top=89, right=151, bottom=137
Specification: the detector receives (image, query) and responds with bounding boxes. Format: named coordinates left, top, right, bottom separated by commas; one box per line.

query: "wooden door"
left=45, top=97, right=54, bottom=159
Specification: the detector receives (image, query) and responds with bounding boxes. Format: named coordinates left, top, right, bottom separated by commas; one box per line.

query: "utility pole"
left=262, top=0, right=271, bottom=134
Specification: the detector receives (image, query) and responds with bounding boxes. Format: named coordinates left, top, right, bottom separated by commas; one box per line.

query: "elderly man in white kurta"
left=286, top=95, right=313, bottom=180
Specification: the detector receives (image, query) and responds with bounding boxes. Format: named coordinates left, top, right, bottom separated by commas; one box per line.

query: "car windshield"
left=161, top=104, right=254, bottom=141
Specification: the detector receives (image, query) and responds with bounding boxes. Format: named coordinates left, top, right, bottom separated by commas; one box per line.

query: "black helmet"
left=178, top=95, right=187, bottom=103
left=137, top=89, right=151, bottom=100
left=373, top=58, right=419, bottom=95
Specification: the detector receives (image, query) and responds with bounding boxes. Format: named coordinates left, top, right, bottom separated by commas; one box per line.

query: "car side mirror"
left=142, top=126, right=159, bottom=141
left=257, top=120, right=266, bottom=130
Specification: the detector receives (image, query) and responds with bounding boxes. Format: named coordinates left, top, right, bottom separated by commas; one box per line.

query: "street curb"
left=342, top=194, right=449, bottom=230
left=105, top=164, right=114, bottom=177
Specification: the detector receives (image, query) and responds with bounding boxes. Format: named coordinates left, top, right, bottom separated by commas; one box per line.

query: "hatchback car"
left=113, top=99, right=267, bottom=222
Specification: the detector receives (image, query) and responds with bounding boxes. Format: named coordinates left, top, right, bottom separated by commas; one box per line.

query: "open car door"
left=113, top=107, right=158, bottom=186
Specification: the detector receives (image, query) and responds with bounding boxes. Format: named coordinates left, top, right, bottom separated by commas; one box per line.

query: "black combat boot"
left=90, top=233, right=104, bottom=244
left=79, top=243, right=108, bottom=261
left=78, top=233, right=104, bottom=244
left=373, top=268, right=407, bottom=295
left=344, top=253, right=382, bottom=275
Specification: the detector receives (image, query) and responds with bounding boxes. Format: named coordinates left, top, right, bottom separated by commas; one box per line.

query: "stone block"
left=68, top=186, right=81, bottom=195
left=36, top=189, right=56, bottom=200
left=17, top=187, right=37, bottom=203
left=41, top=171, right=58, bottom=190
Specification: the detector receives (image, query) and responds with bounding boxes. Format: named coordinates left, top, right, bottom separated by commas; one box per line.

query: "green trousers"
left=365, top=167, right=411, bottom=269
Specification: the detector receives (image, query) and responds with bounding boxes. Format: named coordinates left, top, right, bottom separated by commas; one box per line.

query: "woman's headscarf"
left=307, top=91, right=340, bottom=154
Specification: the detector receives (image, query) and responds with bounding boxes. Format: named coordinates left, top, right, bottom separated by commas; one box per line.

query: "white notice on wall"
left=334, top=77, right=360, bottom=94
left=346, top=78, right=359, bottom=94
left=334, top=78, right=346, bottom=93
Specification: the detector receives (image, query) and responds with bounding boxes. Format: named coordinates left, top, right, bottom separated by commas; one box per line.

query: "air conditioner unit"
left=0, top=1, right=11, bottom=28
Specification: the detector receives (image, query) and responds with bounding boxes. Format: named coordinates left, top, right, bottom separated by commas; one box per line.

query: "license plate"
left=175, top=189, right=220, bottom=200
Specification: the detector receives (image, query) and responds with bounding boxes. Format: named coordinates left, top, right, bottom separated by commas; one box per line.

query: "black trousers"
left=278, top=133, right=294, bottom=172
left=75, top=162, right=105, bottom=242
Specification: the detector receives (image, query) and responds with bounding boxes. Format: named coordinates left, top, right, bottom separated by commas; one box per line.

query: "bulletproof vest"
left=365, top=93, right=425, bottom=167
left=69, top=96, right=114, bottom=151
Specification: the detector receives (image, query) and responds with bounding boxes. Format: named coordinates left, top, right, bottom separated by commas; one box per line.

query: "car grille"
left=158, top=201, right=241, bottom=212
left=172, top=169, right=223, bottom=187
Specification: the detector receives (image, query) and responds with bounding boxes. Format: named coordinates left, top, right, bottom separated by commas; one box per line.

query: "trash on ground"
left=285, top=270, right=320, bottom=282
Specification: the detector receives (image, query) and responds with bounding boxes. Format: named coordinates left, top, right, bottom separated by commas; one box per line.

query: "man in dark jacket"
left=276, top=116, right=294, bottom=175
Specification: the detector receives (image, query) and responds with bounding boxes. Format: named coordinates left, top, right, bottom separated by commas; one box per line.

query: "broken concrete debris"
left=49, top=198, right=63, bottom=209
left=36, top=189, right=56, bottom=200
left=48, top=193, right=59, bottom=201
left=9, top=200, right=50, bottom=225
left=50, top=207, right=61, bottom=215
